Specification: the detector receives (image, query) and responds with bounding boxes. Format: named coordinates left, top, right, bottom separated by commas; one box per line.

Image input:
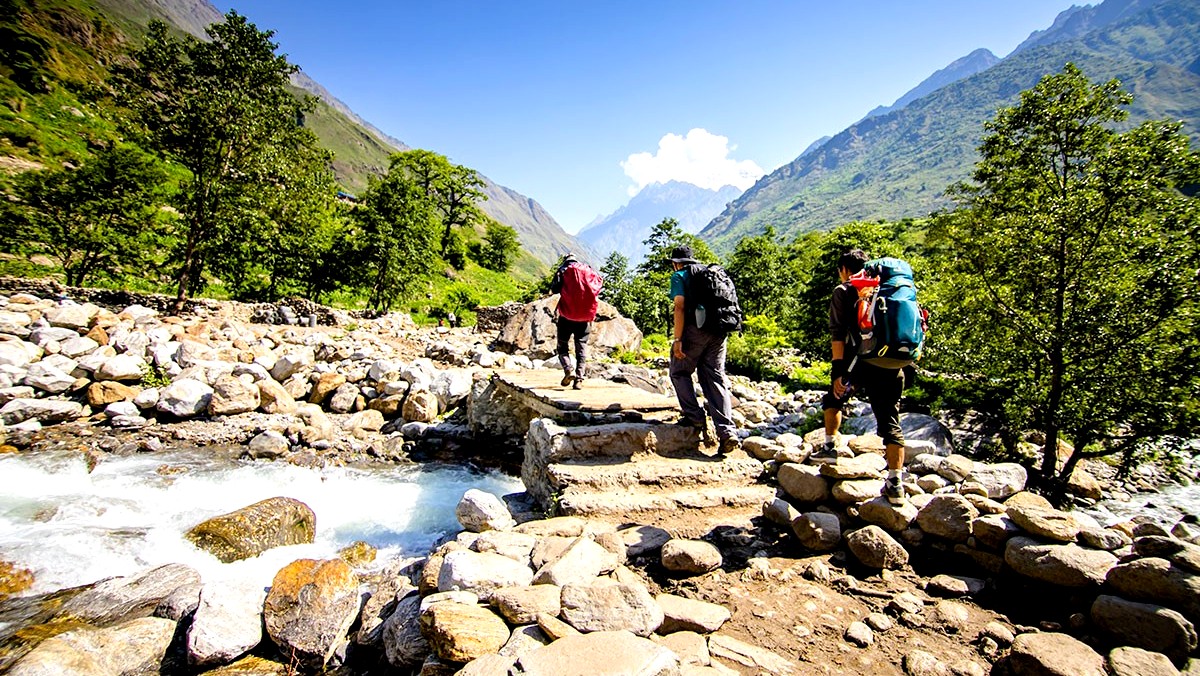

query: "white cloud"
left=621, top=128, right=765, bottom=196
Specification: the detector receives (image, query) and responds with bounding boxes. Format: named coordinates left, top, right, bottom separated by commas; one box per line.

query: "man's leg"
left=823, top=408, right=842, bottom=437
left=815, top=390, right=844, bottom=462
left=669, top=327, right=705, bottom=426
left=572, top=321, right=591, bottom=386
left=695, top=332, right=737, bottom=449
left=555, top=318, right=573, bottom=386
left=865, top=364, right=907, bottom=502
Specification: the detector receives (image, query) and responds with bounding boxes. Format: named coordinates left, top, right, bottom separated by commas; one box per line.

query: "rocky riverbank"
left=1, top=284, right=1198, bottom=675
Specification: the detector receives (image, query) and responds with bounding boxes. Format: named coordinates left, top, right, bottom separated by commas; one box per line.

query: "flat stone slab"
left=493, top=370, right=679, bottom=415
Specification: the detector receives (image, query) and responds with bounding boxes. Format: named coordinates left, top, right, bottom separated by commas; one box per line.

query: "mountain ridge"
left=862, top=47, right=1000, bottom=121
left=700, top=0, right=1200, bottom=250
left=577, top=181, right=741, bottom=265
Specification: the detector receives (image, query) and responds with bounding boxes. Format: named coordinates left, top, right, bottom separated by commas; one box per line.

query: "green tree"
left=2, top=143, right=169, bottom=286
left=116, top=12, right=325, bottom=312
left=599, top=252, right=629, bottom=305
left=479, top=221, right=520, bottom=272
left=443, top=229, right=468, bottom=270
left=928, top=64, right=1200, bottom=486
left=726, top=226, right=787, bottom=317
left=349, top=162, right=440, bottom=312
left=211, top=137, right=344, bottom=301
left=388, top=149, right=487, bottom=256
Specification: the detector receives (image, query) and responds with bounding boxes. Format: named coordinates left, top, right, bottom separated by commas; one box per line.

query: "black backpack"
left=685, top=263, right=744, bottom=335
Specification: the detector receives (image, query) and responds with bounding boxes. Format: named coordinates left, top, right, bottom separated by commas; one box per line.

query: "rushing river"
left=0, top=448, right=522, bottom=598
left=1084, top=481, right=1200, bottom=528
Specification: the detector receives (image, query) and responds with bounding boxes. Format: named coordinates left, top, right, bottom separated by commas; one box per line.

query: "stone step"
left=557, top=484, right=776, bottom=523
left=526, top=418, right=709, bottom=465
left=546, top=454, right=764, bottom=493
left=555, top=483, right=777, bottom=537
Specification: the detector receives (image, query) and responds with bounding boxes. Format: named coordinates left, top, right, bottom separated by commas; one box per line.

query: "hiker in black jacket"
left=816, top=248, right=908, bottom=504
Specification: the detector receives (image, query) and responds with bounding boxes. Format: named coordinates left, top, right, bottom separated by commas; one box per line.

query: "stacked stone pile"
left=0, top=291, right=651, bottom=461
left=747, top=426, right=1200, bottom=672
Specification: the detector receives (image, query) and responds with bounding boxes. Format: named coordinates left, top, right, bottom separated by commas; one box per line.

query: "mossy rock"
left=186, top=497, right=316, bottom=563
left=0, top=560, right=34, bottom=600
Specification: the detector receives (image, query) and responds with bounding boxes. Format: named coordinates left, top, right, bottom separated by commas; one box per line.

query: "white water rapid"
left=0, top=449, right=521, bottom=598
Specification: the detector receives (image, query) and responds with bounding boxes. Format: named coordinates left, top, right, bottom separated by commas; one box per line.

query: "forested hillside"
left=1, top=0, right=580, bottom=268
left=0, top=0, right=544, bottom=321
left=702, top=0, right=1200, bottom=250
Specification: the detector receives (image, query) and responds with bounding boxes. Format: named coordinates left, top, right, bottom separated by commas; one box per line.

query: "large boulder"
left=660, top=539, right=722, bottom=575
left=1006, top=505, right=1082, bottom=543
left=185, top=497, right=316, bottom=563
left=95, top=354, right=147, bottom=382
left=846, top=525, right=909, bottom=569
left=560, top=578, right=664, bottom=636
left=156, top=378, right=214, bottom=418
left=967, top=463, right=1028, bottom=500
left=208, top=374, right=260, bottom=416
left=494, top=297, right=641, bottom=359
left=1004, top=536, right=1117, bottom=587
left=1004, top=632, right=1106, bottom=676
left=0, top=340, right=40, bottom=368
left=490, top=585, right=563, bottom=625
left=916, top=495, right=978, bottom=543
left=22, top=362, right=75, bottom=394
left=44, top=303, right=98, bottom=331
left=420, top=602, right=511, bottom=664
left=437, top=550, right=534, bottom=598
left=381, top=593, right=429, bottom=668
left=1106, top=557, right=1200, bottom=622
left=533, top=536, right=619, bottom=586
left=264, top=558, right=360, bottom=670
left=1, top=398, right=84, bottom=425
left=1091, top=594, right=1197, bottom=664
left=777, top=463, right=830, bottom=503
left=8, top=617, right=177, bottom=676
left=656, top=593, right=731, bottom=633
left=456, top=489, right=516, bottom=533
left=187, top=581, right=268, bottom=667
left=60, top=563, right=201, bottom=625
left=792, top=512, right=842, bottom=552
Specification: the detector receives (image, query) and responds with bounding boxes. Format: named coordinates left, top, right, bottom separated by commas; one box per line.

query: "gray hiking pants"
left=669, top=324, right=736, bottom=441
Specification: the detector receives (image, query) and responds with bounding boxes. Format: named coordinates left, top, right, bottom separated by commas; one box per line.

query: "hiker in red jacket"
left=550, top=253, right=602, bottom=389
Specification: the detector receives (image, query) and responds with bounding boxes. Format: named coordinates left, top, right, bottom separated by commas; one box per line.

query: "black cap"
left=669, top=246, right=697, bottom=264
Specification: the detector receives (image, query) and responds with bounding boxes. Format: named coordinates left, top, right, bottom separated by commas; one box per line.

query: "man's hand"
left=672, top=339, right=685, bottom=360
left=832, top=376, right=847, bottom=398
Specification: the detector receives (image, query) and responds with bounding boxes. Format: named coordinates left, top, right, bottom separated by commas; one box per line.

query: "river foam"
left=0, top=449, right=521, bottom=597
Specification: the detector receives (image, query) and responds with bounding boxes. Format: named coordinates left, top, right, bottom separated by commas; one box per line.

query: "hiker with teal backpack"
left=816, top=249, right=927, bottom=505
left=667, top=245, right=744, bottom=455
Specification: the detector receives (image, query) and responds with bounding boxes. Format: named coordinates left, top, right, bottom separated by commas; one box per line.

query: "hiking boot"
left=718, top=437, right=742, bottom=455
left=673, top=417, right=703, bottom=429
left=561, top=372, right=575, bottom=387
left=571, top=377, right=582, bottom=390
left=883, top=474, right=907, bottom=505
left=810, top=440, right=839, bottom=464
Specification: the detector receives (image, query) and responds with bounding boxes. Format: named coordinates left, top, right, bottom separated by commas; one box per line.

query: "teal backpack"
left=852, top=257, right=926, bottom=369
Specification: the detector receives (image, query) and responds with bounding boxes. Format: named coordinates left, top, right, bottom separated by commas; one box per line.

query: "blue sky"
left=215, top=1, right=1079, bottom=233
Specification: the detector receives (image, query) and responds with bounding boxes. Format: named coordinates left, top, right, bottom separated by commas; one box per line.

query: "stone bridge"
left=467, top=370, right=773, bottom=536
